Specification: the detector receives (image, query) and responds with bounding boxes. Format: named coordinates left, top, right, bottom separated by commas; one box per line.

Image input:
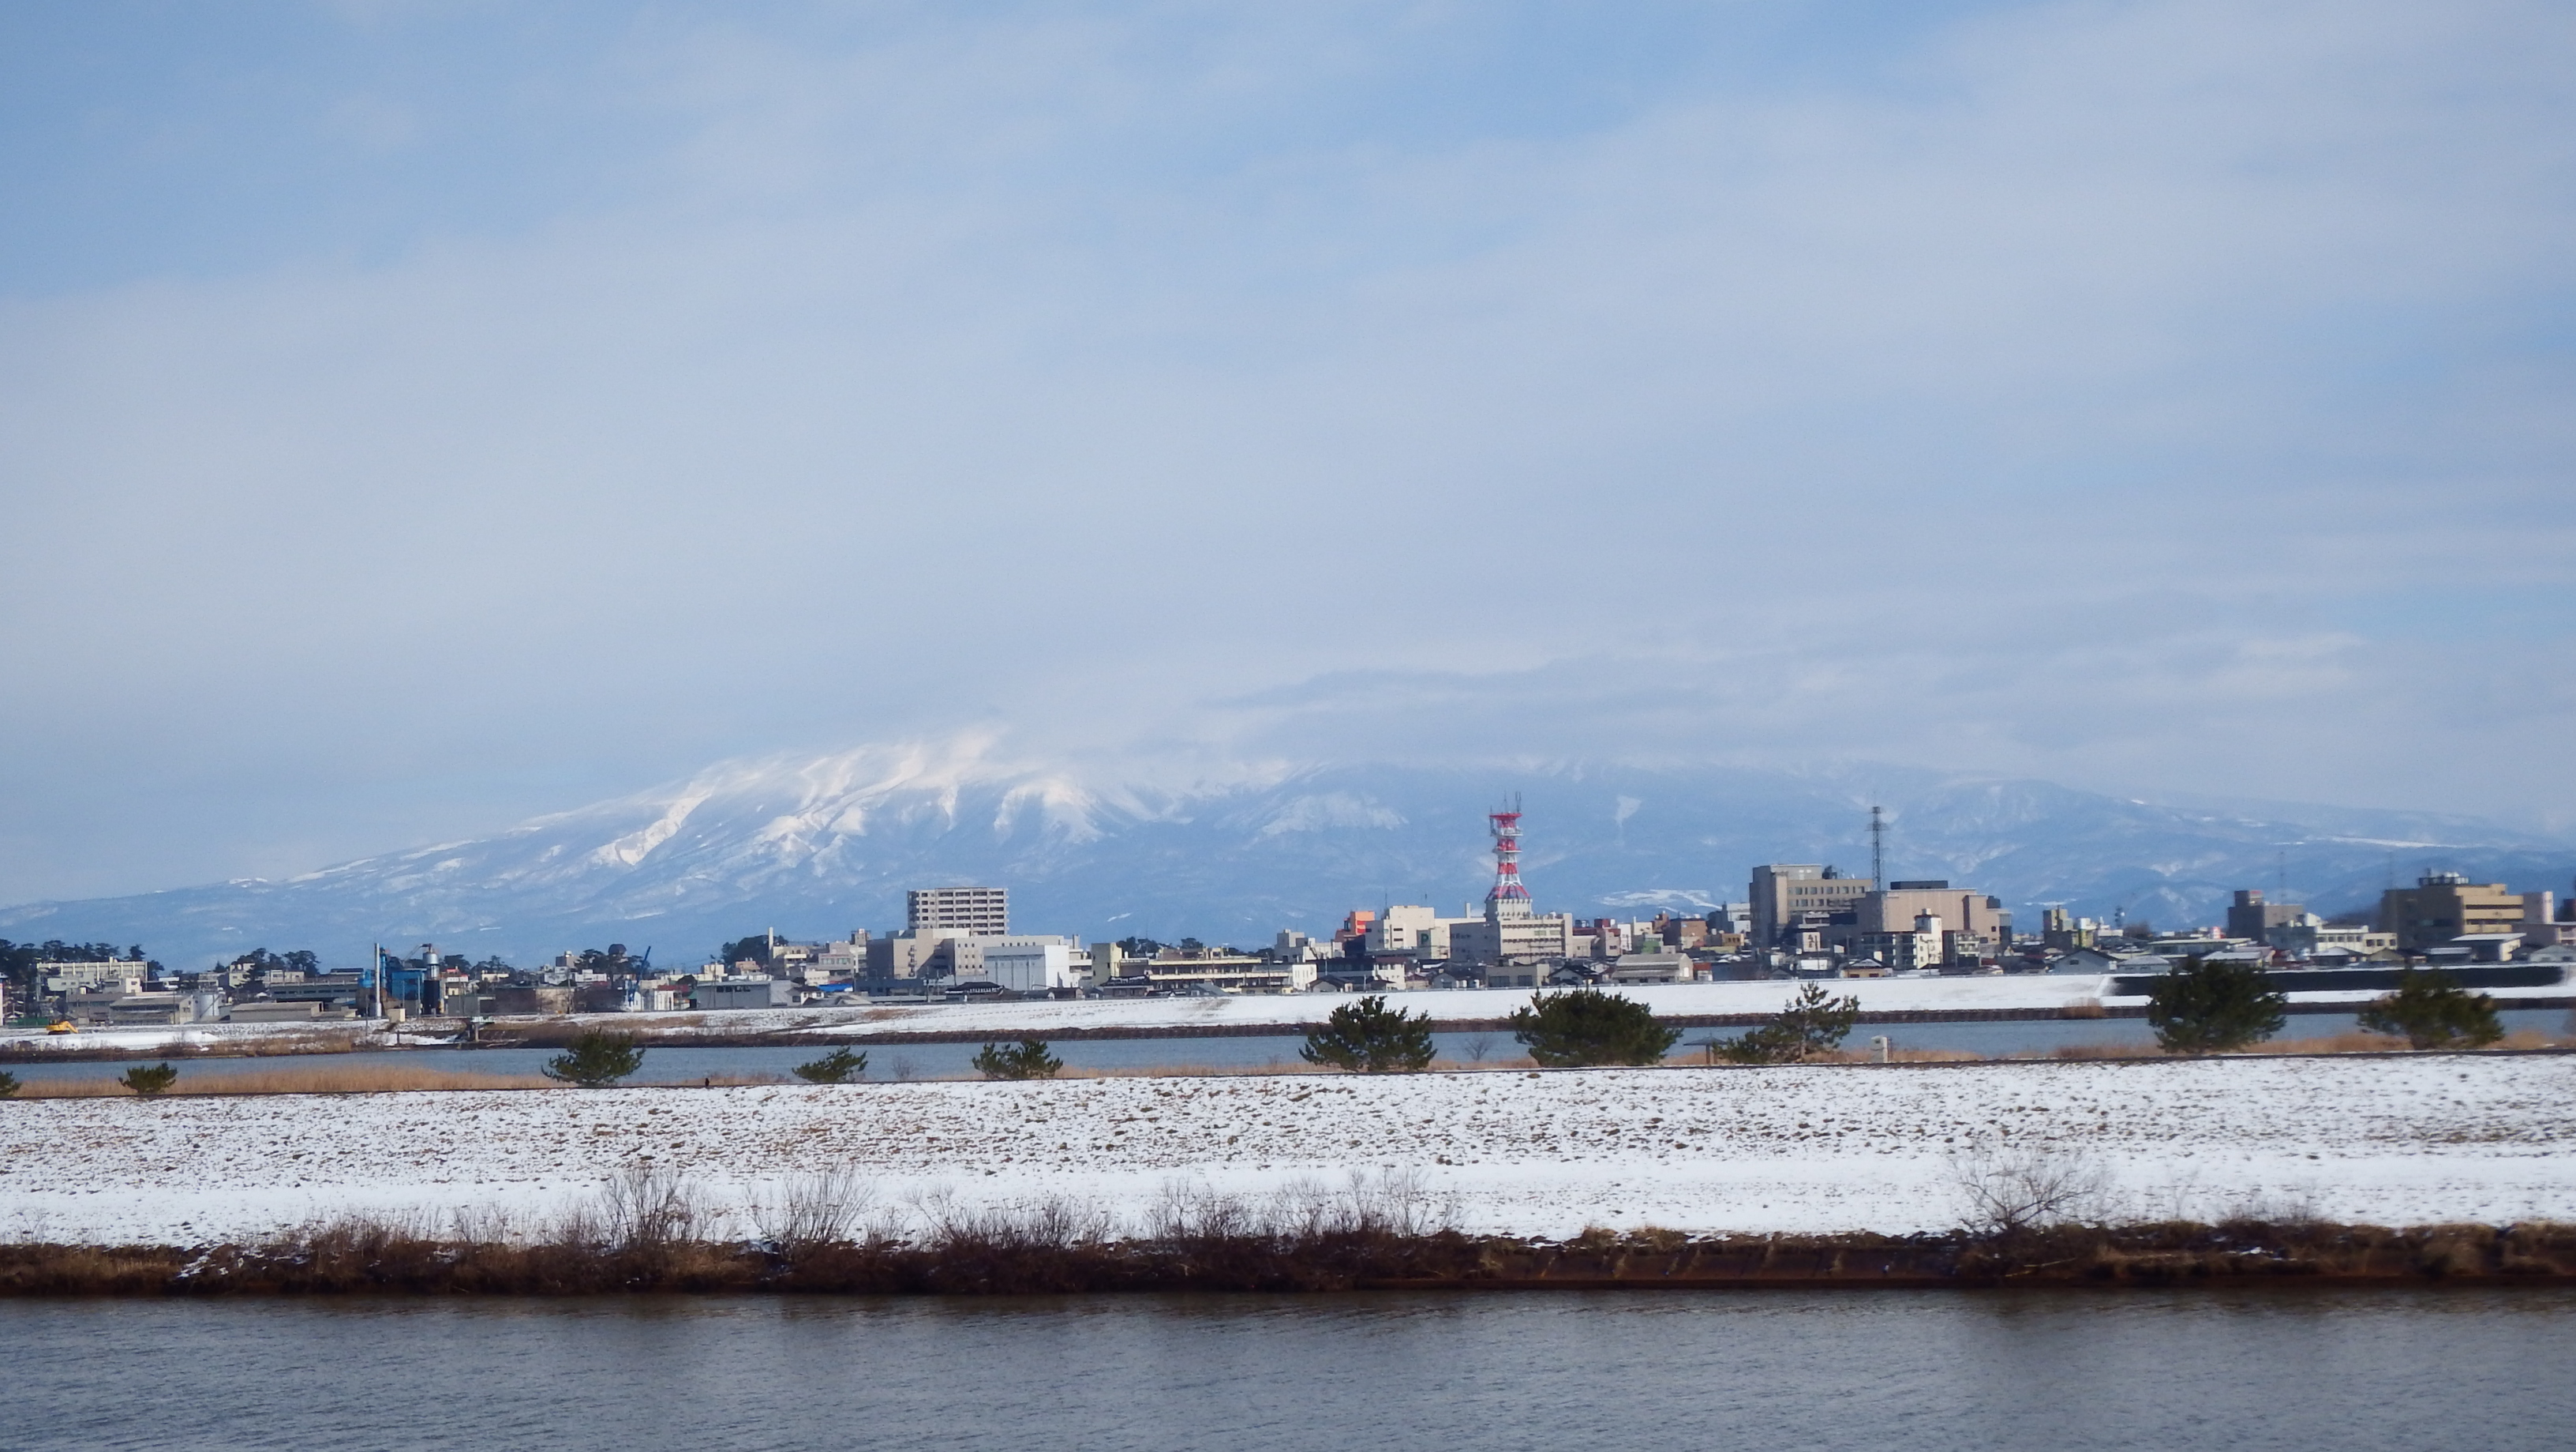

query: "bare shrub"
left=1950, top=1140, right=2110, bottom=1238
left=751, top=1169, right=876, bottom=1256
left=449, top=1203, right=522, bottom=1245
left=594, top=1166, right=708, bottom=1251
left=923, top=1193, right=1114, bottom=1254
left=1150, top=1180, right=1265, bottom=1243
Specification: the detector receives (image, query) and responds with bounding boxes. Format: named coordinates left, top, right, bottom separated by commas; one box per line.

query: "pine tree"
left=0, top=1071, right=20, bottom=1098
left=792, top=1046, right=871, bottom=1083
left=2145, top=956, right=2286, bottom=1054
left=1717, top=982, right=1863, bottom=1064
left=1301, top=995, right=1439, bottom=1072
left=118, top=1062, right=178, bottom=1096
left=972, top=1038, right=1064, bottom=1080
left=1508, top=988, right=1679, bottom=1068
left=2357, top=970, right=2504, bottom=1050
left=542, top=1031, right=646, bottom=1087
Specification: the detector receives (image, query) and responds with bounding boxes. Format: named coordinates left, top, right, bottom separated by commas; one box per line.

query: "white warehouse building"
left=979, top=938, right=1082, bottom=993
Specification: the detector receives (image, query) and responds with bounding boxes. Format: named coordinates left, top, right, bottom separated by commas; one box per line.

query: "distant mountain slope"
left=6, top=741, right=2570, bottom=969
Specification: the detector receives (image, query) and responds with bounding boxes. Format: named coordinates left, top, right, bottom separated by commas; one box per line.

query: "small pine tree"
left=792, top=1046, right=871, bottom=1083
left=118, top=1062, right=178, bottom=1096
left=1508, top=988, right=1679, bottom=1068
left=541, top=1031, right=646, bottom=1088
left=2145, top=956, right=2286, bottom=1054
left=1301, top=995, right=1439, bottom=1073
left=972, top=1038, right=1064, bottom=1080
left=2357, top=970, right=2504, bottom=1050
left=0, top=1071, right=20, bottom=1098
left=1717, top=982, right=1863, bottom=1064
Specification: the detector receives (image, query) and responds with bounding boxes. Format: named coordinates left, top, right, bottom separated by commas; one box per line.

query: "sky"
left=2, top=0, right=2572, bottom=906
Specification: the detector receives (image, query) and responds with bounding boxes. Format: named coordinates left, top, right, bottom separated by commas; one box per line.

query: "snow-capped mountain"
left=6, top=737, right=2571, bottom=969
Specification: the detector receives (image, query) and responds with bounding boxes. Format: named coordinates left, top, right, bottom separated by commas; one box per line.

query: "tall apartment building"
left=906, top=886, right=1008, bottom=936
left=1748, top=866, right=1874, bottom=952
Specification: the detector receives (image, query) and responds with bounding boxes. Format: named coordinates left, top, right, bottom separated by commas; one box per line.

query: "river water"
left=6, top=1008, right=2567, bottom=1086
left=8, top=1289, right=2572, bottom=1451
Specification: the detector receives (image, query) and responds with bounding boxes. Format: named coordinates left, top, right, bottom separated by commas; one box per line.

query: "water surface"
left=7, top=1289, right=2570, bottom=1451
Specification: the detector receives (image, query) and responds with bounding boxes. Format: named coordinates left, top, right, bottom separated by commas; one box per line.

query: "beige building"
left=2379, top=873, right=2531, bottom=954
left=1448, top=901, right=1576, bottom=987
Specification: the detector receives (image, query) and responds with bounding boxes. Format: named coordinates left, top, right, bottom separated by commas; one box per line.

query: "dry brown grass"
left=15, top=1063, right=552, bottom=1097
left=1810, top=1046, right=1984, bottom=1065
left=2243, top=1031, right=2410, bottom=1056
left=2045, top=1041, right=2165, bottom=1061
left=2061, top=997, right=2108, bottom=1019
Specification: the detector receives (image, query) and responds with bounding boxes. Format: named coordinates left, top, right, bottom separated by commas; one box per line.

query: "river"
left=8, top=1289, right=2571, bottom=1450
left=5, top=1008, right=2567, bottom=1086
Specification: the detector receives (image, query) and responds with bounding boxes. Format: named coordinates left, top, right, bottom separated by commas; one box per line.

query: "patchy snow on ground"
left=3, top=1054, right=2568, bottom=1245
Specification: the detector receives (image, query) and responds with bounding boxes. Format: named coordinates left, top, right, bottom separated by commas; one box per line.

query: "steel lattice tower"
left=1485, top=794, right=1532, bottom=911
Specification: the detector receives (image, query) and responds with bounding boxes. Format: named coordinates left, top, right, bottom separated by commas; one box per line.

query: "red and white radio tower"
left=1485, top=794, right=1532, bottom=911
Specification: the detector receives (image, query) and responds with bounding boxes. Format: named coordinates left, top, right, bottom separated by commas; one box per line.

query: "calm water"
left=8, top=1008, right=2567, bottom=1086
left=5, top=1290, right=2571, bottom=1451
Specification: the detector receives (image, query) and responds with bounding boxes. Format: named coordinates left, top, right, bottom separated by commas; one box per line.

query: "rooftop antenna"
left=1870, top=805, right=1886, bottom=887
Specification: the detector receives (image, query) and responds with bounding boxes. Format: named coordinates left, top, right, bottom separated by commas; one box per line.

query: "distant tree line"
left=1, top=939, right=158, bottom=999
left=228, top=948, right=320, bottom=977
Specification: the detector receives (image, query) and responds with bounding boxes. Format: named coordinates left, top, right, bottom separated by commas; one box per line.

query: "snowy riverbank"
left=4, top=1053, right=2568, bottom=1244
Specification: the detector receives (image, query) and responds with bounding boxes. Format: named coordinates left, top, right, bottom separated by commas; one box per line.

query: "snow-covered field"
left=10, top=968, right=2563, bottom=1059
left=4, top=1054, right=2568, bottom=1244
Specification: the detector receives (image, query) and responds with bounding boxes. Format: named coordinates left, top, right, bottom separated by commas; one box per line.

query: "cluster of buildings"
left=13, top=809, right=2575, bottom=1024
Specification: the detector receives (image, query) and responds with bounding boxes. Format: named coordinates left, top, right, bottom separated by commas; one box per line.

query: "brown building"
left=2226, top=889, right=2308, bottom=945
left=1856, top=881, right=2009, bottom=947
left=1749, top=865, right=1874, bottom=951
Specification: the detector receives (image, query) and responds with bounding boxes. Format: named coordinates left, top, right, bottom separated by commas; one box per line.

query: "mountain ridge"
left=6, top=741, right=2570, bottom=969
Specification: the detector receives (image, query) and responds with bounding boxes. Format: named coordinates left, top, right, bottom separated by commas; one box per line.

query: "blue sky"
left=2, top=0, right=2572, bottom=903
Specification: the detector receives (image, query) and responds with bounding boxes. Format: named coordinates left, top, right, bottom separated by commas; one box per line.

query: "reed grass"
left=4, top=1212, right=2570, bottom=1297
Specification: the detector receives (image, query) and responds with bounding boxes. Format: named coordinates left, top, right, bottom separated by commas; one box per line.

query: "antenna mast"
left=1870, top=805, right=1885, bottom=886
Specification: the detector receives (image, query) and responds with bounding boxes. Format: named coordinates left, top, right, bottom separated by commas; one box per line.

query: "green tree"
left=542, top=1031, right=646, bottom=1087
left=719, top=936, right=774, bottom=969
left=1301, top=995, right=1439, bottom=1073
left=118, top=1062, right=178, bottom=1096
left=1508, top=988, right=1679, bottom=1068
left=972, top=1038, right=1064, bottom=1080
left=2145, top=956, right=2286, bottom=1054
left=792, top=1046, right=871, bottom=1083
left=2357, top=970, right=2504, bottom=1050
left=0, top=1071, right=20, bottom=1098
left=1717, top=982, right=1863, bottom=1064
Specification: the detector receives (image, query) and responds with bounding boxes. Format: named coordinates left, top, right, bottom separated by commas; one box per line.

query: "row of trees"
left=1294, top=960, right=2510, bottom=1074
left=401, top=957, right=2519, bottom=1095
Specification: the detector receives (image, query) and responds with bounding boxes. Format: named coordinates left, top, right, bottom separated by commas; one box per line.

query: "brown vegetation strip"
left=4, top=1222, right=2572, bottom=1297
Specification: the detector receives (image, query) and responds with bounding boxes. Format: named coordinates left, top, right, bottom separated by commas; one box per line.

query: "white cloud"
left=0, top=1, right=2570, bottom=900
